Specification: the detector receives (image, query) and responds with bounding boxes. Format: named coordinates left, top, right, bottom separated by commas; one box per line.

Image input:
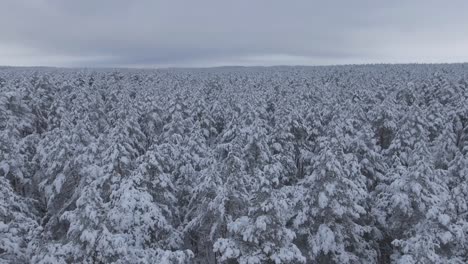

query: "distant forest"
left=1, top=65, right=468, bottom=263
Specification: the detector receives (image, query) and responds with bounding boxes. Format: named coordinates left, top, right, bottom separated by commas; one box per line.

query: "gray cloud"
left=1, top=0, right=468, bottom=67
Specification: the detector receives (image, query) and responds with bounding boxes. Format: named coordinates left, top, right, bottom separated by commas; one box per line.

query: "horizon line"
left=1, top=61, right=467, bottom=71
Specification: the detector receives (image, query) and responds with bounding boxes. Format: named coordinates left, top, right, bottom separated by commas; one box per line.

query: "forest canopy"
left=1, top=65, right=468, bottom=263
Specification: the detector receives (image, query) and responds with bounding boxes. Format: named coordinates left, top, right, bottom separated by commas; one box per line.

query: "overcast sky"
left=1, top=0, right=468, bottom=68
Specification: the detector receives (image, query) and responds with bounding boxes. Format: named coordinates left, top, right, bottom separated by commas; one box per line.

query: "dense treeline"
left=1, top=65, right=468, bottom=263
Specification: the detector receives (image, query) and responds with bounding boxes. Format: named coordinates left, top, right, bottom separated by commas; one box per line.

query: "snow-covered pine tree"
left=213, top=111, right=305, bottom=264
left=0, top=175, right=39, bottom=263
left=102, top=146, right=193, bottom=263
left=293, top=137, right=376, bottom=263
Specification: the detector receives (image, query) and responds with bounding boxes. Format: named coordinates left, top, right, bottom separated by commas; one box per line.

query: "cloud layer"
left=1, top=0, right=468, bottom=67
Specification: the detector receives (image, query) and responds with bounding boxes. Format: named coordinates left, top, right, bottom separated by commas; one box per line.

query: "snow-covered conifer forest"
left=1, top=64, right=468, bottom=263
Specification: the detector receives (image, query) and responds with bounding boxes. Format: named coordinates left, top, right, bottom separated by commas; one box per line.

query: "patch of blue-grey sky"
left=1, top=0, right=467, bottom=67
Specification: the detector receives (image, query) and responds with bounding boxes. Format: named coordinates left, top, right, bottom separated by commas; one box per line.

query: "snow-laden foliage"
left=0, top=65, right=468, bottom=263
